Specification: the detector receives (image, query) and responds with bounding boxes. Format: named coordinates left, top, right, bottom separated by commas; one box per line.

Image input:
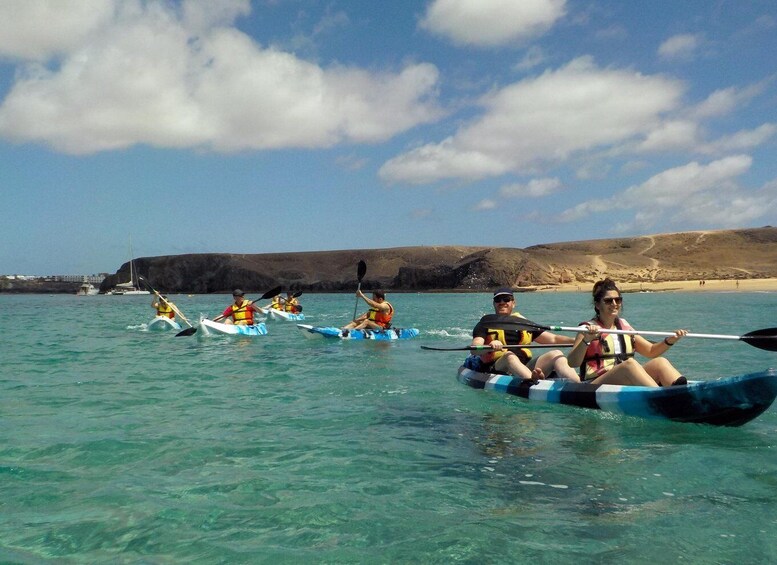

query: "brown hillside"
left=99, top=226, right=776, bottom=294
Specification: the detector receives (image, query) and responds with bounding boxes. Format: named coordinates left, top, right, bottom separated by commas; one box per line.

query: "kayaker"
left=152, top=295, right=175, bottom=320
left=282, top=291, right=301, bottom=313
left=269, top=294, right=283, bottom=310
left=343, top=289, right=393, bottom=330
left=469, top=288, right=579, bottom=381
left=566, top=278, right=688, bottom=386
left=219, top=289, right=264, bottom=325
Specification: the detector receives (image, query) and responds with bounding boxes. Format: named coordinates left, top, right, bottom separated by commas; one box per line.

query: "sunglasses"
left=493, top=296, right=513, bottom=303
left=602, top=296, right=623, bottom=305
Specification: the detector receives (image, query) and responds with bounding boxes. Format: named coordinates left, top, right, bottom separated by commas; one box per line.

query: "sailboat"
left=111, top=237, right=150, bottom=295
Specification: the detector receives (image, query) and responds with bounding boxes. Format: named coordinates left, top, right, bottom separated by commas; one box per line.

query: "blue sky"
left=1, top=0, right=775, bottom=276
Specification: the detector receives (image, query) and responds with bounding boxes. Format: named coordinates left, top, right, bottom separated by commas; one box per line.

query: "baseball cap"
left=493, top=287, right=514, bottom=298
left=232, top=289, right=244, bottom=296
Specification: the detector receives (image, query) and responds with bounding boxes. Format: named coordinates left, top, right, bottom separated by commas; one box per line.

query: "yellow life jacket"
left=156, top=302, right=174, bottom=319
left=480, top=311, right=533, bottom=364
left=230, top=300, right=254, bottom=325
left=367, top=301, right=393, bottom=328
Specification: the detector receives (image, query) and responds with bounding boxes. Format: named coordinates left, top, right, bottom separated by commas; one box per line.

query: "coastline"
left=534, top=277, right=777, bottom=294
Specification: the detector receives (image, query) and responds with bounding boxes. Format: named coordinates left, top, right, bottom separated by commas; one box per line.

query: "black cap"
left=232, top=289, right=244, bottom=297
left=493, top=287, right=514, bottom=298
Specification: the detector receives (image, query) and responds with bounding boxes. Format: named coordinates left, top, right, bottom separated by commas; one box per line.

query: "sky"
left=1, top=0, right=775, bottom=276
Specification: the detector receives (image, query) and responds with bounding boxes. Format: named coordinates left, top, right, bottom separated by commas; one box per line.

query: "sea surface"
left=1, top=291, right=776, bottom=564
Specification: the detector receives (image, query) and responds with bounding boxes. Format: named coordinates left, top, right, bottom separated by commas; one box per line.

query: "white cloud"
left=690, top=83, right=767, bottom=119
left=0, top=0, right=117, bottom=60
left=637, top=120, right=699, bottom=152
left=420, top=0, right=567, bottom=47
left=558, top=155, right=777, bottom=231
left=0, top=1, right=442, bottom=154
left=380, top=57, right=684, bottom=184
left=658, top=33, right=702, bottom=62
left=500, top=177, right=561, bottom=197
left=474, top=199, right=496, bottom=211
left=697, top=124, right=777, bottom=155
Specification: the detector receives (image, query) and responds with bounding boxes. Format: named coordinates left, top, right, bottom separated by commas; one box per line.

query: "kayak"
left=297, top=324, right=420, bottom=341
left=267, top=308, right=305, bottom=322
left=457, top=362, right=777, bottom=427
left=198, top=316, right=268, bottom=337
left=147, top=316, right=183, bottom=331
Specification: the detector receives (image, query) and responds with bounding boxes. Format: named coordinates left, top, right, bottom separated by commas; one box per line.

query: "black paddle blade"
left=176, top=327, right=197, bottom=337
left=741, top=328, right=777, bottom=351
left=260, top=286, right=283, bottom=300
left=477, top=314, right=547, bottom=332
left=357, top=260, right=367, bottom=282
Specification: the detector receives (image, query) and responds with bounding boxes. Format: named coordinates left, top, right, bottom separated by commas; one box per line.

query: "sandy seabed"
left=537, top=278, right=777, bottom=294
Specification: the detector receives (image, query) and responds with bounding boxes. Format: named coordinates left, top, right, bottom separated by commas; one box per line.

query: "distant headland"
left=3, top=227, right=775, bottom=294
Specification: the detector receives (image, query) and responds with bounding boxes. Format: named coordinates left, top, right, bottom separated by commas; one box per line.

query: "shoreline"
left=534, top=277, right=777, bottom=294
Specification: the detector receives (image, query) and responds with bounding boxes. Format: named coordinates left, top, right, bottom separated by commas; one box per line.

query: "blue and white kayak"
left=198, top=316, right=268, bottom=337
left=147, top=316, right=183, bottom=331
left=457, top=362, right=777, bottom=427
left=297, top=324, right=419, bottom=341
left=267, top=308, right=305, bottom=322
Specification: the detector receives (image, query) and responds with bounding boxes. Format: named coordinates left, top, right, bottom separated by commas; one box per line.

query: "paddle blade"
left=357, top=260, right=367, bottom=282
left=175, top=327, right=197, bottom=337
left=741, top=328, right=777, bottom=351
left=477, top=314, right=547, bottom=332
left=260, top=286, right=283, bottom=300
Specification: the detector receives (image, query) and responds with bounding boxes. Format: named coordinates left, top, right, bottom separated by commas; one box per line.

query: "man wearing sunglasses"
left=469, top=288, right=578, bottom=381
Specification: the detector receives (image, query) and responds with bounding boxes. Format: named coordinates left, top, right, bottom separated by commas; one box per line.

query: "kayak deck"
left=267, top=309, right=305, bottom=321
left=198, top=316, right=268, bottom=337
left=457, top=365, right=777, bottom=426
left=147, top=316, right=183, bottom=331
left=297, top=324, right=419, bottom=340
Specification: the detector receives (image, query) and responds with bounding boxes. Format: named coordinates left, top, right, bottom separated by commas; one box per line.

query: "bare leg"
left=494, top=352, right=536, bottom=380
left=643, top=357, right=683, bottom=386
left=590, top=358, right=659, bottom=387
left=534, top=350, right=581, bottom=382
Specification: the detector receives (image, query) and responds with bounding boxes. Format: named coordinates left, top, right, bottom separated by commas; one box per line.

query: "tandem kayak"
left=198, top=316, right=268, bottom=337
left=457, top=362, right=777, bottom=427
left=147, top=316, right=183, bottom=331
left=267, top=308, right=305, bottom=322
left=297, top=324, right=420, bottom=341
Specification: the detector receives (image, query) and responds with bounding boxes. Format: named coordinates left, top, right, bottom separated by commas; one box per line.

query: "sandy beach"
left=536, top=278, right=777, bottom=293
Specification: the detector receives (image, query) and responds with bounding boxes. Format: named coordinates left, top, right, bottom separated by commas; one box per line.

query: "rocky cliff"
left=100, top=227, right=776, bottom=294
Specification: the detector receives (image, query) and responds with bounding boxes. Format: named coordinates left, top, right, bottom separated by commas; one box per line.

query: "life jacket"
left=284, top=297, right=299, bottom=313
left=480, top=311, right=533, bottom=365
left=580, top=317, right=636, bottom=381
left=270, top=297, right=282, bottom=310
left=156, top=302, right=174, bottom=319
left=367, top=301, right=394, bottom=328
left=230, top=300, right=254, bottom=325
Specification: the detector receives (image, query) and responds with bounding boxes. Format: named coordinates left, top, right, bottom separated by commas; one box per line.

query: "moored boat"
left=267, top=308, right=305, bottom=322
left=297, top=324, right=419, bottom=341
left=198, top=316, right=268, bottom=337
left=147, top=316, right=183, bottom=332
left=457, top=361, right=777, bottom=426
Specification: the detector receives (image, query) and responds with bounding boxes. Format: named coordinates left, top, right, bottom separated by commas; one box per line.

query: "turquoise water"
left=1, top=291, right=776, bottom=563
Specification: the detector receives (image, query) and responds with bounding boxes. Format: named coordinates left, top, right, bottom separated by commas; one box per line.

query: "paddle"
left=137, top=276, right=197, bottom=336
left=421, top=344, right=572, bottom=352
left=477, top=314, right=777, bottom=352
left=352, top=260, right=367, bottom=322
left=211, top=286, right=283, bottom=323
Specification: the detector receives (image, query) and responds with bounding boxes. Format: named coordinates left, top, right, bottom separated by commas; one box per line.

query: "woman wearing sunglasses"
left=469, top=288, right=579, bottom=381
left=566, top=278, right=688, bottom=386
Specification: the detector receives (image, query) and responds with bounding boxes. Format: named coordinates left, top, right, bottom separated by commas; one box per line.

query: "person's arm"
left=358, top=290, right=390, bottom=312
left=566, top=325, right=599, bottom=368
left=534, top=330, right=575, bottom=345
left=634, top=330, right=687, bottom=358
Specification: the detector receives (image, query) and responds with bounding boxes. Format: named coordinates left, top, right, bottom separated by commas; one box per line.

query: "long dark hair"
left=592, top=278, right=622, bottom=315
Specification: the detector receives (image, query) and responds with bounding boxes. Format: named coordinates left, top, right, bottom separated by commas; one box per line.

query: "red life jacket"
left=367, top=301, right=393, bottom=328
left=580, top=317, right=636, bottom=381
